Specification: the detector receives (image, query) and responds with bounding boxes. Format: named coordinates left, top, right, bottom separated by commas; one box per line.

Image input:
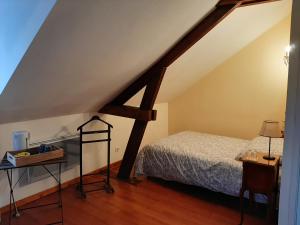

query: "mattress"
left=135, top=131, right=284, bottom=198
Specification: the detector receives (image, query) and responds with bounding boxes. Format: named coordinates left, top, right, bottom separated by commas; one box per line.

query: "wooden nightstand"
left=239, top=152, right=280, bottom=225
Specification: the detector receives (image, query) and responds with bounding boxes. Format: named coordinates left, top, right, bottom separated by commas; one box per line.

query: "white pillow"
left=235, top=136, right=284, bottom=161
left=248, top=136, right=284, bottom=156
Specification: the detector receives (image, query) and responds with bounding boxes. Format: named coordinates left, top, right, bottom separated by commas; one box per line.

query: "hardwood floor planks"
left=2, top=173, right=274, bottom=225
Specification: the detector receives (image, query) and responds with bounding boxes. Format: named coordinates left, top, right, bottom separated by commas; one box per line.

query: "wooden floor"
left=2, top=172, right=275, bottom=225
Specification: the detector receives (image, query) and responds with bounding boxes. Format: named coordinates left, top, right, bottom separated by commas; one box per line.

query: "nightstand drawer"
left=243, top=161, right=278, bottom=193
left=239, top=152, right=280, bottom=224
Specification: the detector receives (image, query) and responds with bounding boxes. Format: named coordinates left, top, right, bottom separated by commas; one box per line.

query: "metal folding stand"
left=0, top=157, right=66, bottom=225
left=77, top=116, right=114, bottom=198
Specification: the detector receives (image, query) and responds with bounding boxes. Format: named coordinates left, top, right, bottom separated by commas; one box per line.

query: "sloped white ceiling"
left=0, top=0, right=291, bottom=124
left=159, top=0, right=291, bottom=102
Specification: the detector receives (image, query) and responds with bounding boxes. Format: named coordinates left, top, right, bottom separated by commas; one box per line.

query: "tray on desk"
left=6, top=146, right=64, bottom=167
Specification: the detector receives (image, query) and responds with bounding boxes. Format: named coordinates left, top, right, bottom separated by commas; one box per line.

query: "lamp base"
left=263, top=155, right=276, bottom=160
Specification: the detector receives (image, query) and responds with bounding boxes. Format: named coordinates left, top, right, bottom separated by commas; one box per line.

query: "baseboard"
left=0, top=160, right=122, bottom=214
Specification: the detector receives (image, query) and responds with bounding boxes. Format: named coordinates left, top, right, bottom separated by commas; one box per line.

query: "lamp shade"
left=259, top=120, right=282, bottom=138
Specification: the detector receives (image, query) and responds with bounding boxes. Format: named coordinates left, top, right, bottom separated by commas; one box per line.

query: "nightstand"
left=239, top=152, right=280, bottom=225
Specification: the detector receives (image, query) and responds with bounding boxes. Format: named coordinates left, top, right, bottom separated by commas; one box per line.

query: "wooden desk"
left=0, top=156, right=66, bottom=225
left=239, top=152, right=280, bottom=225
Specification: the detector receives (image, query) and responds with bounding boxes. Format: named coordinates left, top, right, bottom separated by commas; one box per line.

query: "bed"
left=135, top=131, right=284, bottom=198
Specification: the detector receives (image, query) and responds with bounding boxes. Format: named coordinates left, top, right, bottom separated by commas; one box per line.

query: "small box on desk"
left=6, top=146, right=64, bottom=167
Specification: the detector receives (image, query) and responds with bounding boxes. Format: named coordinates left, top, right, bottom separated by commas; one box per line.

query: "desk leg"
left=6, top=169, right=20, bottom=224
left=7, top=170, right=11, bottom=225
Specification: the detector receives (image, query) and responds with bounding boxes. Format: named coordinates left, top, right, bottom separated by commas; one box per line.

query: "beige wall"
left=169, top=17, right=291, bottom=140
left=0, top=103, right=168, bottom=208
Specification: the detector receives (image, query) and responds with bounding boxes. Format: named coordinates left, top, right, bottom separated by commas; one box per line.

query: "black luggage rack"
left=76, top=115, right=114, bottom=198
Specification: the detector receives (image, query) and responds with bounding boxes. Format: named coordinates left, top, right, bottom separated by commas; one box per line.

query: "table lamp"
left=259, top=120, right=282, bottom=160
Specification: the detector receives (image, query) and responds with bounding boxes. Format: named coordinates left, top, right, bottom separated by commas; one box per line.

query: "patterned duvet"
left=135, top=131, right=284, bottom=198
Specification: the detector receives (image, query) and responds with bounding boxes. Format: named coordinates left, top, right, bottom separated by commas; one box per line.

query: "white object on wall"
left=0, top=103, right=168, bottom=208
left=12, top=131, right=30, bottom=151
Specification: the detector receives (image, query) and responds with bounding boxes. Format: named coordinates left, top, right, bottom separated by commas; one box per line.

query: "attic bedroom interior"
left=0, top=0, right=299, bottom=225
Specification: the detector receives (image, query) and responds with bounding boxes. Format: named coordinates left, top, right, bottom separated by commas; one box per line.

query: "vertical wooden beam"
left=99, top=0, right=279, bottom=179
left=118, top=67, right=167, bottom=179
left=116, top=3, right=240, bottom=179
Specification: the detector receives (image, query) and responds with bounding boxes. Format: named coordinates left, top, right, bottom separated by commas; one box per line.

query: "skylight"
left=0, top=0, right=57, bottom=95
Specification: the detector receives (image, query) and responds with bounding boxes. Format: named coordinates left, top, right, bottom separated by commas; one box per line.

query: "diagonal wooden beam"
left=239, top=0, right=279, bottom=7
left=99, top=0, right=280, bottom=179
left=99, top=66, right=164, bottom=120
left=100, top=105, right=157, bottom=121
left=104, top=0, right=278, bottom=107
left=101, top=0, right=280, bottom=108
left=110, top=66, right=156, bottom=106
left=104, top=3, right=240, bottom=106
left=154, top=4, right=240, bottom=68
left=117, top=67, right=167, bottom=179
left=218, top=0, right=279, bottom=6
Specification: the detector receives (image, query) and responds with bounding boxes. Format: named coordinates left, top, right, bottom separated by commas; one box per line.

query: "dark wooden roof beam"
left=100, top=105, right=157, bottom=121
left=218, top=0, right=279, bottom=6
left=98, top=0, right=281, bottom=179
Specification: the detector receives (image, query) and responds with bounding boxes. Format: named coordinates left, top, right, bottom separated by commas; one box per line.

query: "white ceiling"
left=159, top=0, right=291, bottom=102
left=0, top=0, right=291, bottom=124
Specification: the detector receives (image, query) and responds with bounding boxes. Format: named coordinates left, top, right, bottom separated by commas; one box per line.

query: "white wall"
left=0, top=103, right=168, bottom=208
left=169, top=17, right=289, bottom=140
left=278, top=0, right=300, bottom=224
